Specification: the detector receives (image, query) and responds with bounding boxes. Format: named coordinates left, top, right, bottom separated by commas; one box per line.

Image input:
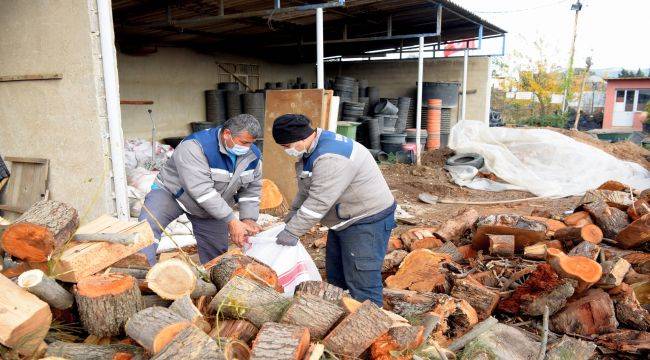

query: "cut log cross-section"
left=146, top=258, right=197, bottom=300
left=250, top=323, right=310, bottom=360
left=45, top=341, right=145, bottom=360
left=615, top=214, right=650, bottom=249
left=210, top=319, right=258, bottom=344
left=17, top=269, right=73, bottom=310
left=584, top=200, right=629, bottom=239
left=281, top=294, right=345, bottom=339
left=208, top=251, right=281, bottom=292
left=488, top=234, right=514, bottom=257
left=294, top=281, right=346, bottom=303
left=450, top=277, right=500, bottom=320
left=74, top=273, right=143, bottom=337
left=563, top=211, right=594, bottom=227
left=384, top=249, right=451, bottom=293
left=554, top=225, right=603, bottom=247
left=1, top=200, right=79, bottom=262
left=550, top=288, right=618, bottom=336
left=152, top=325, right=225, bottom=360
left=546, top=248, right=603, bottom=293
left=125, top=306, right=191, bottom=354
left=523, top=240, right=562, bottom=260
left=169, top=295, right=211, bottom=333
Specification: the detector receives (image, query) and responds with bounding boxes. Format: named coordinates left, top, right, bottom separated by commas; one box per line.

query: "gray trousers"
left=138, top=188, right=229, bottom=265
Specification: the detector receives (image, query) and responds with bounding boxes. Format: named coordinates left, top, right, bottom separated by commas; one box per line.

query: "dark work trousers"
left=138, top=188, right=229, bottom=265
left=325, top=212, right=396, bottom=306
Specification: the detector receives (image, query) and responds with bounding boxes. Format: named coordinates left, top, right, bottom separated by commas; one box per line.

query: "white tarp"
left=448, top=120, right=650, bottom=197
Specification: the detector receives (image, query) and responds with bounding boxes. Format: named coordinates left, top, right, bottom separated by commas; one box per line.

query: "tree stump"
left=146, top=258, right=196, bottom=300
left=280, top=293, right=345, bottom=339
left=170, top=295, right=211, bottom=333
left=17, top=269, right=73, bottom=310
left=546, top=248, right=602, bottom=293
left=550, top=288, right=618, bottom=336
left=250, top=323, right=310, bottom=360
left=583, top=200, right=629, bottom=239
left=615, top=214, right=650, bottom=249
left=384, top=249, right=451, bottom=292
left=554, top=225, right=603, bottom=247
left=597, top=257, right=631, bottom=289
left=473, top=214, right=547, bottom=251
left=563, top=211, right=593, bottom=227
left=434, top=208, right=479, bottom=242
left=1, top=200, right=78, bottom=262
left=209, top=276, right=290, bottom=327
left=152, top=325, right=225, bottom=360
left=74, top=273, right=143, bottom=337
left=45, top=341, right=145, bottom=360
left=488, top=234, right=514, bottom=257
left=568, top=241, right=601, bottom=260
left=125, top=306, right=191, bottom=354
left=608, top=283, right=650, bottom=331
left=208, top=251, right=281, bottom=291
left=450, top=277, right=499, bottom=320
left=209, top=319, right=258, bottom=344
left=294, top=280, right=346, bottom=303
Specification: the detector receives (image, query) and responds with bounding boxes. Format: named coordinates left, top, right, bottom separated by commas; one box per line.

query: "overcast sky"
left=453, top=0, right=649, bottom=72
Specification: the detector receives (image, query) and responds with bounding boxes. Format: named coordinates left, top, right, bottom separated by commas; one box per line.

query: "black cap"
left=272, top=114, right=315, bottom=145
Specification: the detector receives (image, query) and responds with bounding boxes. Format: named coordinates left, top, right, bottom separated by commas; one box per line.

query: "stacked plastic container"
left=426, top=99, right=442, bottom=150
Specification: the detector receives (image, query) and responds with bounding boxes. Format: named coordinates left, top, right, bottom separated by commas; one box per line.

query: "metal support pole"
left=461, top=47, right=468, bottom=121
left=275, top=0, right=281, bottom=9
left=478, top=25, right=483, bottom=49
left=387, top=15, right=392, bottom=37
left=316, top=8, right=325, bottom=89
left=415, top=36, right=424, bottom=166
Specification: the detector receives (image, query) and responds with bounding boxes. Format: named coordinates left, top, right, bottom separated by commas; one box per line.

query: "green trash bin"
left=336, top=121, right=361, bottom=140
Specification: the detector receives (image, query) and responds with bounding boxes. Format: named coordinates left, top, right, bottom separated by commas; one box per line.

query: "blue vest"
left=184, top=126, right=261, bottom=175
left=303, top=130, right=353, bottom=173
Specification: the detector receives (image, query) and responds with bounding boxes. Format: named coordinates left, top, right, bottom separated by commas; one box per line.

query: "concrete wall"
left=0, top=0, right=114, bottom=220
left=603, top=79, right=650, bottom=130
left=118, top=48, right=316, bottom=140
left=326, top=56, right=492, bottom=122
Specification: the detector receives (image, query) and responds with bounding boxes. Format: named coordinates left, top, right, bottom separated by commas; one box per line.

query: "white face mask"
left=226, top=133, right=250, bottom=156
left=284, top=143, right=306, bottom=157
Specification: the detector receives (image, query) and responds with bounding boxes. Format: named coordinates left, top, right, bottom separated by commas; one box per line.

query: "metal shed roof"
left=112, top=0, right=506, bottom=62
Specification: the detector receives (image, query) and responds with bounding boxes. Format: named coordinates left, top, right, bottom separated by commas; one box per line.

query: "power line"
left=473, top=0, right=570, bottom=14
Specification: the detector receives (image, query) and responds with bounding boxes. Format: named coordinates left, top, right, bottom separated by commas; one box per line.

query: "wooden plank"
left=321, top=90, right=334, bottom=129
left=4, top=157, right=49, bottom=164
left=120, top=100, right=154, bottom=105
left=263, top=89, right=326, bottom=203
left=0, top=158, right=49, bottom=221
left=0, top=73, right=62, bottom=82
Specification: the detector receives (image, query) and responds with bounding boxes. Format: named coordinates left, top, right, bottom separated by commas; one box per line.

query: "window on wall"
left=638, top=89, right=650, bottom=111
left=616, top=90, right=625, bottom=102
left=625, top=90, right=635, bottom=111
left=217, top=63, right=260, bottom=90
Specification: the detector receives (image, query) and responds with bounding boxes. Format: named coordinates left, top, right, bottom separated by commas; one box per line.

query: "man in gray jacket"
left=139, top=114, right=263, bottom=265
left=271, top=114, right=396, bottom=306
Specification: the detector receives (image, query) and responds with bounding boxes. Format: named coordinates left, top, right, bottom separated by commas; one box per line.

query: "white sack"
left=448, top=120, right=650, bottom=197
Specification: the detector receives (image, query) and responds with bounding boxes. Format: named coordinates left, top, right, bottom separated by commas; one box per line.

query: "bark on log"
left=221, top=339, right=251, bottom=360
left=459, top=323, right=541, bottom=360
left=322, top=300, right=392, bottom=358
left=608, top=283, right=650, bottom=331
left=525, top=216, right=567, bottom=237
left=146, top=258, right=196, bottom=300
left=596, top=329, right=650, bottom=354
left=382, top=250, right=408, bottom=273
left=434, top=208, right=479, bottom=243
left=208, top=251, right=281, bottom=292
left=1, top=200, right=78, bottom=262
left=550, top=288, right=618, bottom=336
left=383, top=288, right=440, bottom=318
left=563, top=211, right=593, bottom=227
left=546, top=248, right=602, bottom=293
left=17, top=269, right=73, bottom=309
left=0, top=273, right=52, bottom=356
left=209, top=275, right=290, bottom=327
left=615, top=214, right=650, bottom=249
left=568, top=241, right=601, bottom=260
left=250, top=322, right=310, bottom=360
left=45, top=341, right=145, bottom=360
left=597, top=180, right=629, bottom=191
left=399, top=227, right=438, bottom=251
left=546, top=335, right=596, bottom=360
left=124, top=306, right=191, bottom=354
left=597, top=257, right=631, bottom=289
left=436, top=241, right=464, bottom=262
left=622, top=252, right=650, bottom=273
left=191, top=278, right=217, bottom=299
left=498, top=264, right=575, bottom=316
left=427, top=293, right=479, bottom=345
left=554, top=225, right=603, bottom=246
left=210, top=319, right=258, bottom=344
left=152, top=325, right=225, bottom=360
left=280, top=293, right=345, bottom=339
left=625, top=268, right=650, bottom=284
left=370, top=325, right=424, bottom=360
left=450, top=277, right=499, bottom=320
left=581, top=189, right=634, bottom=210
left=142, top=294, right=172, bottom=308
left=170, top=295, right=211, bottom=333
left=488, top=234, right=514, bottom=257
left=112, top=253, right=150, bottom=269
left=627, top=198, right=650, bottom=220
left=72, top=232, right=139, bottom=245
left=583, top=200, right=629, bottom=239
left=473, top=214, right=547, bottom=251
left=294, top=281, right=346, bottom=303
left=74, top=273, right=143, bottom=337
left=523, top=240, right=562, bottom=260
left=384, top=249, right=451, bottom=292
left=107, top=267, right=148, bottom=279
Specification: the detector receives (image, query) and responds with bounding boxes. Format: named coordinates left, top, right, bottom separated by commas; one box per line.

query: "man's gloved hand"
left=283, top=210, right=297, bottom=224
left=276, top=229, right=299, bottom=246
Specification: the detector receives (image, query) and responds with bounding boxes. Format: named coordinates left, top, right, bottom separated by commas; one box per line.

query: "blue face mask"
left=226, top=134, right=250, bottom=156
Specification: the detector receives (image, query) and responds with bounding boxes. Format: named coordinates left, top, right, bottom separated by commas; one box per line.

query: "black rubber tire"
left=445, top=153, right=484, bottom=169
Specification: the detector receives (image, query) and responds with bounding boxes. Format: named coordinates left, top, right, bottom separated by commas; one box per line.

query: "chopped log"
left=525, top=216, right=567, bottom=237
left=384, top=249, right=451, bottom=292
left=250, top=322, right=310, bottom=360
left=583, top=200, right=629, bottom=239
left=553, top=224, right=603, bottom=246
left=208, top=251, right=281, bottom=292
left=623, top=252, right=650, bottom=272
left=152, top=325, right=224, bottom=360
left=608, top=283, right=650, bottom=331
left=125, top=306, right=191, bottom=354
left=1, top=200, right=79, bottom=261
left=0, top=273, right=52, bottom=356
left=545, top=335, right=596, bottom=360
left=209, top=275, right=290, bottom=327
left=340, top=296, right=408, bottom=327
left=434, top=208, right=479, bottom=243
left=386, top=236, right=404, bottom=253
left=450, top=277, right=499, bottom=320
left=17, top=269, right=73, bottom=309
left=546, top=248, right=602, bottom=293
left=170, top=295, right=211, bottom=333
left=146, top=258, right=196, bottom=300
left=72, top=232, right=139, bottom=245
left=563, top=211, right=594, bottom=227
left=457, top=244, right=478, bottom=259
left=294, top=280, right=345, bottom=303
left=568, top=241, right=601, bottom=260
left=427, top=293, right=479, bottom=345
left=191, top=277, right=217, bottom=299
left=488, top=234, right=514, bottom=257
left=142, top=295, right=172, bottom=308
left=280, top=293, right=345, bottom=339
left=383, top=288, right=439, bottom=318
left=222, top=339, right=250, bottom=360
left=74, top=273, right=143, bottom=337
left=303, top=343, right=325, bottom=360
left=470, top=270, right=500, bottom=288
left=472, top=214, right=547, bottom=251
left=370, top=325, right=424, bottom=360
left=322, top=300, right=392, bottom=358
left=627, top=198, right=650, bottom=220
left=550, top=288, right=618, bottom=336
left=447, top=316, right=498, bottom=352
left=107, top=267, right=148, bottom=279
left=210, top=319, right=258, bottom=344
left=625, top=268, right=650, bottom=284
left=409, top=236, right=443, bottom=250
left=523, top=240, right=562, bottom=260
left=597, top=257, right=631, bottom=289
left=112, top=252, right=150, bottom=269
left=435, top=241, right=464, bottom=262
left=581, top=189, right=634, bottom=210
left=45, top=341, right=145, bottom=360
left=596, top=330, right=650, bottom=354
left=615, top=214, right=650, bottom=249
left=459, top=323, right=540, bottom=360
left=597, top=180, right=629, bottom=191
left=382, top=250, right=408, bottom=273
left=499, top=264, right=575, bottom=316
left=400, top=227, right=440, bottom=251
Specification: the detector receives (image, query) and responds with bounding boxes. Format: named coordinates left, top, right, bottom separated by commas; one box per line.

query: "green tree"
left=619, top=69, right=630, bottom=77
left=635, top=68, right=646, bottom=77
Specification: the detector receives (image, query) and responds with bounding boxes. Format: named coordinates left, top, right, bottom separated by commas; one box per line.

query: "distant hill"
left=590, top=67, right=650, bottom=78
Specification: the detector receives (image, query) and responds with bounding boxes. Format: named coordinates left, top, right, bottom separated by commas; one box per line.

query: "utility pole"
left=572, top=57, right=592, bottom=130
left=561, top=0, right=583, bottom=113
